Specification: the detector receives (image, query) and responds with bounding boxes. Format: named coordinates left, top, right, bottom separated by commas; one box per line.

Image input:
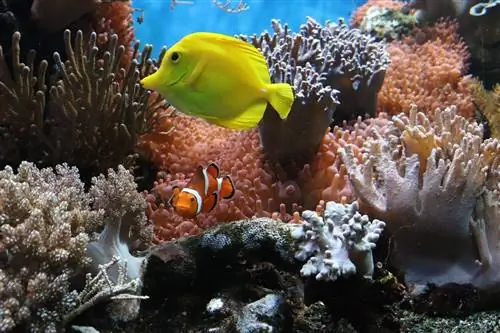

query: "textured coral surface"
left=376, top=19, right=474, bottom=118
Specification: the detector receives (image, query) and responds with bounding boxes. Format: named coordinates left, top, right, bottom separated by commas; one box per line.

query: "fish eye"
left=171, top=52, right=180, bottom=63
left=190, top=197, right=195, bottom=202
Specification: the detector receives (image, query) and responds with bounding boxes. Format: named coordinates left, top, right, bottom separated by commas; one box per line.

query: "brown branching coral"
left=0, top=29, right=164, bottom=177
left=339, top=105, right=500, bottom=290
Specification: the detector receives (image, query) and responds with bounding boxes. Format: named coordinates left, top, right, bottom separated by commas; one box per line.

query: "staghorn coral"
left=377, top=19, right=475, bottom=118
left=471, top=80, right=500, bottom=139
left=0, top=162, right=153, bottom=332
left=339, top=105, right=500, bottom=291
left=0, top=28, right=164, bottom=177
left=292, top=201, right=385, bottom=281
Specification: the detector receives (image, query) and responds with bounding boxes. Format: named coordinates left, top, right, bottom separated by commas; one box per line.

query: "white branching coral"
left=0, top=162, right=153, bottom=332
left=291, top=201, right=385, bottom=281
left=339, top=105, right=500, bottom=291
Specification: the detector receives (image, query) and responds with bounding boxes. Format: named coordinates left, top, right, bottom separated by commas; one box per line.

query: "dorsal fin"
left=183, top=32, right=271, bottom=84
left=206, top=162, right=220, bottom=178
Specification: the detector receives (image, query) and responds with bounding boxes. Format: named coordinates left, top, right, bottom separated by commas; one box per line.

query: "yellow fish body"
left=140, top=32, right=295, bottom=130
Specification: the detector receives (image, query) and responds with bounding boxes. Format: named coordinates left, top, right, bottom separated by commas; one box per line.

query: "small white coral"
left=291, top=201, right=385, bottom=281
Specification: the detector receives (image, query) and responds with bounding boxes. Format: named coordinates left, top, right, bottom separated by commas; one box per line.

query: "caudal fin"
left=219, top=176, right=236, bottom=199
left=266, top=83, right=294, bottom=120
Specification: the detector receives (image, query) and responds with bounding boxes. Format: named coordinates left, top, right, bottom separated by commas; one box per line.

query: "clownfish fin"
left=168, top=186, right=181, bottom=207
left=203, top=192, right=219, bottom=213
left=219, top=176, right=235, bottom=199
left=206, top=162, right=220, bottom=178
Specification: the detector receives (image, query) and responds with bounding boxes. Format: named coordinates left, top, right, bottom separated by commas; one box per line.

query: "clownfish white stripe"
left=201, top=168, right=209, bottom=196
left=181, top=188, right=203, bottom=215
left=217, top=178, right=223, bottom=192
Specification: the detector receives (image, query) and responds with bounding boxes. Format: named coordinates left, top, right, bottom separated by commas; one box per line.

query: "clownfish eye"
left=190, top=197, right=195, bottom=202
left=171, top=52, right=180, bottom=63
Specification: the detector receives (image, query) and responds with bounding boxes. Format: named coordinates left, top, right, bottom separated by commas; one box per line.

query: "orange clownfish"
left=169, top=162, right=236, bottom=219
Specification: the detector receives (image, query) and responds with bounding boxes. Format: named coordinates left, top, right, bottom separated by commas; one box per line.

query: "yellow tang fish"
left=140, top=32, right=295, bottom=130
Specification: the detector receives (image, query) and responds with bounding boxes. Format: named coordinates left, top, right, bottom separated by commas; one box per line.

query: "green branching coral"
left=0, top=28, right=165, bottom=177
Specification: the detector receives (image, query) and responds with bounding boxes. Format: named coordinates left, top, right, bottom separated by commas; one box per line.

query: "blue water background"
left=133, top=0, right=366, bottom=54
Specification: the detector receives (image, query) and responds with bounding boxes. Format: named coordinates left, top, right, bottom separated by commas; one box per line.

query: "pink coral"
left=139, top=109, right=391, bottom=242
left=140, top=113, right=289, bottom=241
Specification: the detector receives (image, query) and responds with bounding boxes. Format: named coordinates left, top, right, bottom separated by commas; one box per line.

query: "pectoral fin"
left=184, top=59, right=206, bottom=91
left=202, top=192, right=219, bottom=213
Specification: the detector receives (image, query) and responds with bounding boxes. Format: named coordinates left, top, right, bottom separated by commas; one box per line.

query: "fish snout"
left=173, top=200, right=198, bottom=219
left=139, top=72, right=160, bottom=90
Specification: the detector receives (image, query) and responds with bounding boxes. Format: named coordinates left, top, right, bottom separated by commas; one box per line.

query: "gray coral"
left=240, top=19, right=340, bottom=173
